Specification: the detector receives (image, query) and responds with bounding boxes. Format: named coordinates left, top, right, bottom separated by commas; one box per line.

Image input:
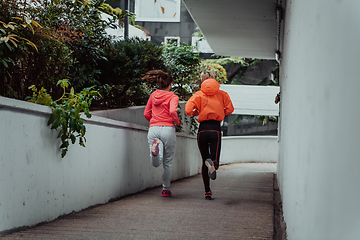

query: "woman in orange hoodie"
left=143, top=70, right=181, bottom=197
left=185, top=70, right=234, bottom=200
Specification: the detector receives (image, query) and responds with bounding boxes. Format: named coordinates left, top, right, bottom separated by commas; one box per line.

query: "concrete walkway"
left=1, top=163, right=277, bottom=240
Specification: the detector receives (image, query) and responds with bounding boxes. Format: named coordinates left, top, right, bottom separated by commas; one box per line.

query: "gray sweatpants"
left=147, top=126, right=176, bottom=190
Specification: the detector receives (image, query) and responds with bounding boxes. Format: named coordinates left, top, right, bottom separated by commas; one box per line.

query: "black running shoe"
left=205, top=190, right=212, bottom=200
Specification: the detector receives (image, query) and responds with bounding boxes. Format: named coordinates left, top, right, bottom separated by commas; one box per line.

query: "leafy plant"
left=27, top=85, right=53, bottom=106
left=98, top=3, right=134, bottom=22
left=0, top=6, right=40, bottom=52
left=199, top=62, right=228, bottom=84
left=0, top=7, right=42, bottom=98
left=175, top=105, right=198, bottom=135
left=161, top=43, right=201, bottom=100
left=94, top=37, right=164, bottom=109
left=37, top=0, right=118, bottom=90
left=1, top=0, right=121, bottom=100
left=27, top=79, right=101, bottom=158
left=202, top=56, right=247, bottom=67
left=257, top=115, right=278, bottom=125
left=202, top=56, right=259, bottom=85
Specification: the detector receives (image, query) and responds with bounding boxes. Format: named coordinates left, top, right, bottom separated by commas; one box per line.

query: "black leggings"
left=197, top=120, right=221, bottom=192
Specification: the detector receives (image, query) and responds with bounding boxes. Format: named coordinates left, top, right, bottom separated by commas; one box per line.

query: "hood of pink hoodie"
left=152, top=90, right=175, bottom=106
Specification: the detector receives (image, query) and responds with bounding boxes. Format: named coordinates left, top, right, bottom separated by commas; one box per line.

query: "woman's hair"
left=141, top=70, right=173, bottom=89
left=201, top=70, right=217, bottom=81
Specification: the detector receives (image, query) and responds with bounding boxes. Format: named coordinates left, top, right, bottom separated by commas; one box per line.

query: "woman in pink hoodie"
left=143, top=70, right=181, bottom=197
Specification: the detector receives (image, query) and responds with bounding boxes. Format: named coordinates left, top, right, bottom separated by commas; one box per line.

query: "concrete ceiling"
left=183, top=0, right=278, bottom=59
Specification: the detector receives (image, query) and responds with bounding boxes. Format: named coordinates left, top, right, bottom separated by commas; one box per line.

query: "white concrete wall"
left=92, top=104, right=279, bottom=164
left=92, top=105, right=150, bottom=127
left=0, top=96, right=278, bottom=233
left=0, top=97, right=201, bottom=232
left=221, top=136, right=278, bottom=164
left=220, top=85, right=280, bottom=116
left=92, top=102, right=196, bottom=136
left=278, top=1, right=360, bottom=239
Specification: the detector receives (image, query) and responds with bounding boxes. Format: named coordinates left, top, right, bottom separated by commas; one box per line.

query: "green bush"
left=161, top=43, right=201, bottom=100
left=0, top=1, right=43, bottom=98
left=0, top=0, right=119, bottom=99
left=94, top=37, right=165, bottom=108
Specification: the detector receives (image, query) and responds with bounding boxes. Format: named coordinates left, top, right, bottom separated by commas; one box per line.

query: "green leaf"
left=60, top=111, right=68, bottom=119
left=61, top=149, right=67, bottom=158
left=80, top=125, right=86, bottom=136
left=84, top=109, right=91, bottom=118
left=69, top=118, right=76, bottom=129
left=57, top=129, right=63, bottom=138
left=51, top=102, right=57, bottom=108
left=79, top=138, right=86, bottom=147
left=90, top=90, right=98, bottom=96
left=82, top=101, right=88, bottom=108
left=74, top=106, right=80, bottom=117
left=57, top=79, right=70, bottom=88
left=28, top=85, right=37, bottom=92
left=60, top=141, right=69, bottom=149
left=47, top=113, right=57, bottom=126
left=2, top=60, right=8, bottom=68
left=51, top=118, right=61, bottom=129
left=60, top=132, right=67, bottom=142
left=70, top=134, right=76, bottom=144
left=55, top=107, right=62, bottom=114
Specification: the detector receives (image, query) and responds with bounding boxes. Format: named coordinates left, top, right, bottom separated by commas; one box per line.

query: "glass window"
left=164, top=36, right=180, bottom=46
left=222, top=114, right=278, bottom=136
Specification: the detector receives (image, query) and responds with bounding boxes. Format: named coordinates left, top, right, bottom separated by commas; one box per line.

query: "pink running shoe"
left=151, top=138, right=160, bottom=156
left=162, top=190, right=172, bottom=197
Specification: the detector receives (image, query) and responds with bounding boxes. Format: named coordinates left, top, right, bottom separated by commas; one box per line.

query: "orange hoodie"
left=144, top=89, right=181, bottom=127
left=185, top=78, right=234, bottom=122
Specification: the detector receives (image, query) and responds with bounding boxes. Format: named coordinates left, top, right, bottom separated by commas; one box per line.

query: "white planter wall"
left=93, top=103, right=280, bottom=165
left=0, top=97, right=201, bottom=232
left=92, top=101, right=195, bottom=135
left=278, top=1, right=360, bottom=239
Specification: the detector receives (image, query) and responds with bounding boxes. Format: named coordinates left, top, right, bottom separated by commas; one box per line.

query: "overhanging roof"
left=183, top=0, right=278, bottom=59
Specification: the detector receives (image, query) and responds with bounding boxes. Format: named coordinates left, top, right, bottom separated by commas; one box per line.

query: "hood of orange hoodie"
left=152, top=89, right=175, bottom=106
left=201, top=78, right=219, bottom=96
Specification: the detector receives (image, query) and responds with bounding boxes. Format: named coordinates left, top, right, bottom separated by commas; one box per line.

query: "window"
left=135, top=0, right=181, bottom=22
left=164, top=36, right=180, bottom=46
left=222, top=115, right=278, bottom=137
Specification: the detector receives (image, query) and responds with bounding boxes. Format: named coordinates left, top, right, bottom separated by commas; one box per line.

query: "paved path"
left=2, top=163, right=276, bottom=240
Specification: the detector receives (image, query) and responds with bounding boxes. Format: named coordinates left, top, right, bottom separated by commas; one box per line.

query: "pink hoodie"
left=144, top=90, right=181, bottom=127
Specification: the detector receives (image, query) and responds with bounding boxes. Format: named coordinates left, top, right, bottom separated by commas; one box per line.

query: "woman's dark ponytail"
left=141, top=70, right=173, bottom=89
